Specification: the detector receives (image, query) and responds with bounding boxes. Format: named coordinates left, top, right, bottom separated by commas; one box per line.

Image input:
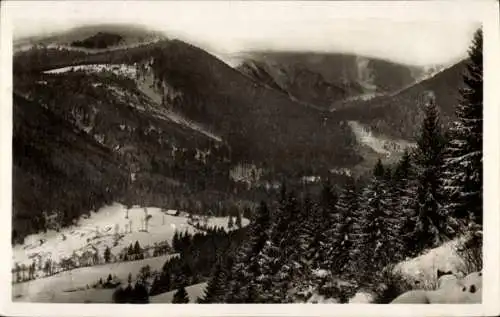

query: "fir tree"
left=443, top=28, right=483, bottom=227
left=320, top=177, right=358, bottom=276
left=391, top=149, right=419, bottom=256
left=199, top=262, right=228, bottom=303
left=173, top=231, right=180, bottom=252
left=104, top=246, right=111, bottom=263
left=127, top=243, right=134, bottom=258
left=150, top=271, right=171, bottom=296
left=134, top=241, right=142, bottom=256
left=112, top=287, right=127, bottom=303
left=286, top=193, right=318, bottom=301
left=235, top=211, right=243, bottom=228
left=413, top=96, right=448, bottom=250
left=172, top=286, right=190, bottom=303
left=255, top=191, right=300, bottom=303
left=319, top=180, right=338, bottom=232
left=225, top=201, right=271, bottom=303
left=351, top=160, right=403, bottom=278
left=131, top=282, right=149, bottom=304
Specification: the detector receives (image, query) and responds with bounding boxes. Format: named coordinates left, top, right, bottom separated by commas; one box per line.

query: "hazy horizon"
left=5, top=1, right=484, bottom=67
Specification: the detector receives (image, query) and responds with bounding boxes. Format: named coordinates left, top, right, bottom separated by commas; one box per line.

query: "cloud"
left=6, top=0, right=484, bottom=66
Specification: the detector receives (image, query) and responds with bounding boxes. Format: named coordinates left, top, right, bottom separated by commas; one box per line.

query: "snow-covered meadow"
left=12, top=254, right=177, bottom=302
left=13, top=203, right=249, bottom=270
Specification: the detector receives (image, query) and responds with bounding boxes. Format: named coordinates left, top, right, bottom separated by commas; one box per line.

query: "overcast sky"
left=5, top=1, right=485, bottom=66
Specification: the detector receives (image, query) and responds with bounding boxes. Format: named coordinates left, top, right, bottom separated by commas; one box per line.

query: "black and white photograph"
left=1, top=0, right=499, bottom=316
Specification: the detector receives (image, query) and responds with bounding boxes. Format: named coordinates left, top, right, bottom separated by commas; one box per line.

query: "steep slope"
left=12, top=93, right=128, bottom=244
left=235, top=52, right=427, bottom=110
left=145, top=41, right=363, bottom=175
left=334, top=60, right=466, bottom=140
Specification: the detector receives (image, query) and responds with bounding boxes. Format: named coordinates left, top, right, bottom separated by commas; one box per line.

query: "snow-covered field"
left=13, top=203, right=249, bottom=270
left=150, top=282, right=208, bottom=303
left=12, top=254, right=177, bottom=302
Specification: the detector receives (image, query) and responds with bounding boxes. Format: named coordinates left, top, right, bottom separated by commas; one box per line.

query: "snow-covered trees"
left=199, top=262, right=229, bottom=303
left=319, top=177, right=357, bottom=276
left=413, top=96, right=448, bottom=250
left=443, top=28, right=483, bottom=226
left=391, top=150, right=419, bottom=256
left=351, top=160, right=404, bottom=278
left=225, top=201, right=271, bottom=302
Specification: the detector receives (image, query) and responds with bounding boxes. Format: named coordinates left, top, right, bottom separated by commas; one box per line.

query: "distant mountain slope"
left=71, top=32, right=124, bottom=49
left=14, top=38, right=363, bottom=174
left=235, top=52, right=427, bottom=110
left=14, top=24, right=166, bottom=53
left=334, top=60, right=466, bottom=140
left=145, top=40, right=363, bottom=174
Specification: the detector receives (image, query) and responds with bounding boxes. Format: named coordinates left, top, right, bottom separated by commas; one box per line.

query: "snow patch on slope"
left=347, top=120, right=414, bottom=156
left=393, top=237, right=467, bottom=287
left=44, top=64, right=137, bottom=79
left=162, top=110, right=222, bottom=142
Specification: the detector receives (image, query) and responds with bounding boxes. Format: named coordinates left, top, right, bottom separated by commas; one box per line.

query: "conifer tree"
left=134, top=241, right=142, bottom=256
left=199, top=262, right=228, bottom=303
left=104, top=246, right=111, bottom=263
left=320, top=177, right=358, bottom=275
left=172, top=286, right=190, bottom=303
left=131, top=282, right=149, bottom=304
left=351, top=160, right=403, bottom=278
left=319, top=181, right=338, bottom=232
left=312, top=180, right=338, bottom=268
left=173, top=231, right=180, bottom=251
left=236, top=211, right=243, bottom=228
left=112, top=287, right=126, bottom=303
left=413, top=96, right=448, bottom=250
left=287, top=193, right=318, bottom=301
left=255, top=191, right=300, bottom=303
left=391, top=149, right=419, bottom=256
left=225, top=201, right=271, bottom=302
left=443, top=28, right=483, bottom=227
